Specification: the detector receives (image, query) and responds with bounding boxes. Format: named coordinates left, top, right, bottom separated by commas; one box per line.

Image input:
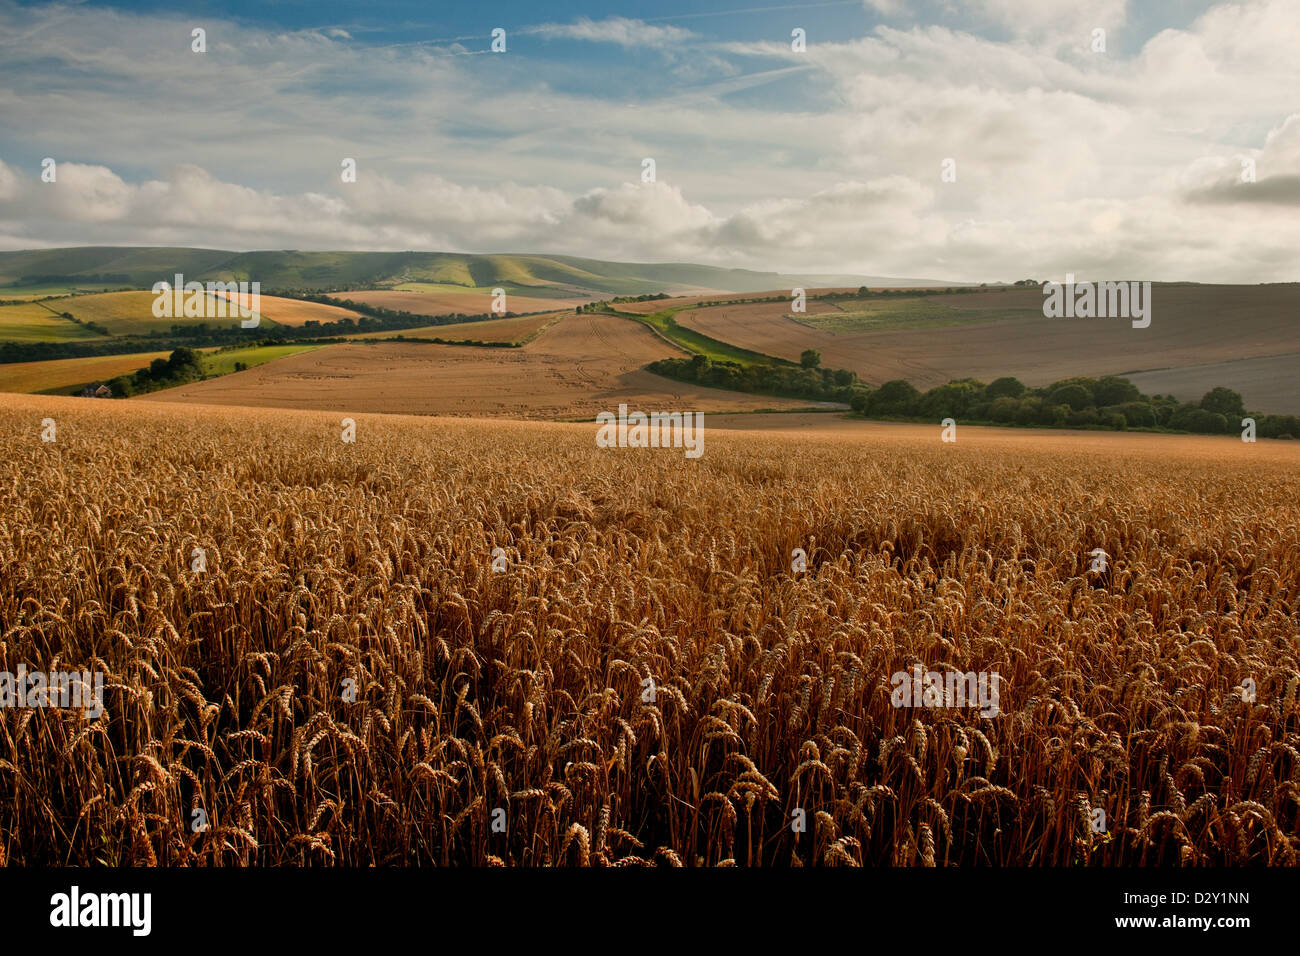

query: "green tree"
left=920, top=380, right=982, bottom=419
left=800, top=349, right=821, bottom=369
left=1109, top=402, right=1156, bottom=428
left=868, top=379, right=921, bottom=416
left=1095, top=375, right=1140, bottom=406
left=849, top=386, right=874, bottom=413
left=1046, top=377, right=1099, bottom=407
left=985, top=376, right=1027, bottom=400
left=1200, top=386, right=1245, bottom=419
left=1048, top=383, right=1093, bottom=411
left=989, top=396, right=1020, bottom=422
left=1170, top=404, right=1229, bottom=434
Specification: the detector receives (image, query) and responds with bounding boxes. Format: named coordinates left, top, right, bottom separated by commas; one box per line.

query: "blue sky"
left=1, top=0, right=1298, bottom=281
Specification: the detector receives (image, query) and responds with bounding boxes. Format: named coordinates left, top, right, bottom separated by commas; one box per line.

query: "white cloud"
left=965, top=0, right=1128, bottom=41
left=532, top=17, right=694, bottom=48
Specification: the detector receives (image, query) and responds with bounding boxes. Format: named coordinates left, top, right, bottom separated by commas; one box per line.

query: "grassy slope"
left=45, top=290, right=278, bottom=335
left=796, top=295, right=1042, bottom=333
left=0, top=247, right=887, bottom=296
left=201, top=344, right=320, bottom=376
left=0, top=303, right=105, bottom=343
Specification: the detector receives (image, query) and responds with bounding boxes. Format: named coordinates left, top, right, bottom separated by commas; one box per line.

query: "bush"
left=1258, top=415, right=1300, bottom=439
left=1169, top=405, right=1229, bottom=434
left=1048, top=383, right=1093, bottom=411
left=1038, top=403, right=1070, bottom=427
left=919, top=380, right=983, bottom=419
left=1067, top=408, right=1100, bottom=427
left=985, top=376, right=1027, bottom=400
left=1200, top=386, right=1245, bottom=419
left=868, top=379, right=921, bottom=416
left=989, top=396, right=1020, bottom=423
left=1010, top=397, right=1041, bottom=425
left=1106, top=401, right=1156, bottom=428
left=1095, top=375, right=1140, bottom=406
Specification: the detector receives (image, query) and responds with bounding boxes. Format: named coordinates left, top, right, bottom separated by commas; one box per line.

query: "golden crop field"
left=206, top=291, right=364, bottom=327
left=349, top=310, right=567, bottom=344
left=0, top=393, right=1297, bottom=866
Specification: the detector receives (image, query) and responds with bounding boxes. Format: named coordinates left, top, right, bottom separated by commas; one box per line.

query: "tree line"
left=848, top=375, right=1296, bottom=437
left=648, top=354, right=1297, bottom=438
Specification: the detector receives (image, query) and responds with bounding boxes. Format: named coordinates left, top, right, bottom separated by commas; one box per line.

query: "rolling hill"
left=0, top=247, right=942, bottom=297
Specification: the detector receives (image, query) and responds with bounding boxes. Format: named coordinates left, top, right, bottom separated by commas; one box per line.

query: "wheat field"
left=1, top=394, right=1297, bottom=866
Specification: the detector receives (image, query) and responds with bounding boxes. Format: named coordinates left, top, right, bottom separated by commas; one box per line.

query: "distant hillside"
left=0, top=247, right=955, bottom=297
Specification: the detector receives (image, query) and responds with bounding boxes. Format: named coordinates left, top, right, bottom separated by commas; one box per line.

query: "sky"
left=0, top=0, right=1298, bottom=281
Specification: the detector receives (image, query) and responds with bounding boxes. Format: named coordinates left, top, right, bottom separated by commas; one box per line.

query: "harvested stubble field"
left=349, top=310, right=567, bottom=345
left=1, top=394, right=1298, bottom=867
left=339, top=289, right=587, bottom=317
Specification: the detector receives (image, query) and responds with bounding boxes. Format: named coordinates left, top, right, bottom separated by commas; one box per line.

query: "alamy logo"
left=890, top=665, right=1001, bottom=717
left=1042, top=274, right=1151, bottom=328
left=50, top=886, right=151, bottom=936
left=596, top=403, right=704, bottom=458
left=0, top=666, right=104, bottom=718
left=152, top=273, right=260, bottom=327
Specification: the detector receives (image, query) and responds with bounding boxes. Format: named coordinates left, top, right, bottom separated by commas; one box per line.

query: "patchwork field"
left=138, top=312, right=813, bottom=418
left=352, top=311, right=568, bottom=344
left=336, top=288, right=588, bottom=317
left=0, top=302, right=105, bottom=343
left=200, top=344, right=323, bottom=376
left=38, top=290, right=271, bottom=335
left=0, top=284, right=133, bottom=299
left=1, top=392, right=1296, bottom=866
left=207, top=291, right=364, bottom=327
left=796, top=296, right=1041, bottom=334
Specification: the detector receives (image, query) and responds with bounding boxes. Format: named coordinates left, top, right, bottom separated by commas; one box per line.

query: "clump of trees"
left=106, top=347, right=204, bottom=397
left=847, top=374, right=1296, bottom=437
left=648, top=358, right=1294, bottom=437
left=610, top=293, right=671, bottom=304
